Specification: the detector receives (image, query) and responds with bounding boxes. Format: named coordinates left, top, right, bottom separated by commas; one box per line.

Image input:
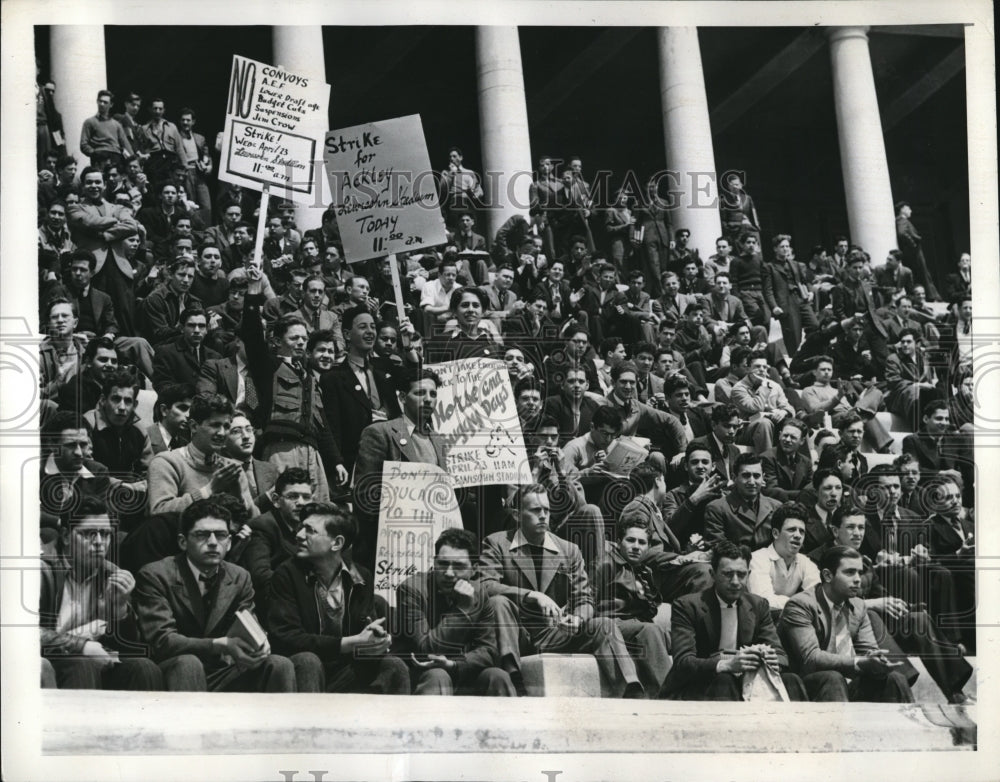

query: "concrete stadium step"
left=521, top=654, right=601, bottom=697
left=39, top=690, right=977, bottom=755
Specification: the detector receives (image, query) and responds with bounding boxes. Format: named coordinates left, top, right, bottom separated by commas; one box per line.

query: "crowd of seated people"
left=35, top=88, right=976, bottom=702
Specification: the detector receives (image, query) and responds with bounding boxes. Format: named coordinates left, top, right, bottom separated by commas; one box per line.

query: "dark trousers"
left=292, top=651, right=410, bottom=694
left=803, top=668, right=912, bottom=703
left=489, top=594, right=639, bottom=697
left=616, top=618, right=672, bottom=697
left=642, top=549, right=713, bottom=603
left=876, top=562, right=961, bottom=644
left=413, top=666, right=517, bottom=696
left=159, top=653, right=295, bottom=692
left=879, top=609, right=973, bottom=700
left=47, top=655, right=162, bottom=690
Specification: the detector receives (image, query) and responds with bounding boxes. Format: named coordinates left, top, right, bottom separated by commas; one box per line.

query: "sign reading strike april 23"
left=219, top=55, right=330, bottom=204
left=324, top=114, right=447, bottom=263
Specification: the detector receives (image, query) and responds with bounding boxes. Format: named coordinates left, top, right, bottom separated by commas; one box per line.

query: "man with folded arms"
left=135, top=499, right=295, bottom=691
left=779, top=545, right=914, bottom=702
left=267, top=502, right=410, bottom=694
left=396, top=528, right=516, bottom=696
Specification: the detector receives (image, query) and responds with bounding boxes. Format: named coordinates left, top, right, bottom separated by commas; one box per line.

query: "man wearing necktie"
left=928, top=477, right=977, bottom=652
left=151, top=306, right=220, bottom=391
left=660, top=541, right=807, bottom=700
left=221, top=411, right=278, bottom=508
left=480, top=484, right=646, bottom=698
left=134, top=499, right=296, bottom=692
left=780, top=545, right=913, bottom=702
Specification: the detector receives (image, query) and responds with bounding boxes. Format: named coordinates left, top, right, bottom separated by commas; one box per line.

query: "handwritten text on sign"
left=426, top=358, right=532, bottom=487
left=324, top=114, right=447, bottom=263
left=219, top=55, right=330, bottom=203
left=374, top=461, right=462, bottom=607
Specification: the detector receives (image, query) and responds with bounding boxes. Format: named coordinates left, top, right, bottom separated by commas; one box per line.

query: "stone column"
left=828, top=26, right=897, bottom=267
left=657, top=27, right=722, bottom=258
left=273, top=26, right=327, bottom=231
left=476, top=27, right=533, bottom=243
left=49, top=26, right=108, bottom=162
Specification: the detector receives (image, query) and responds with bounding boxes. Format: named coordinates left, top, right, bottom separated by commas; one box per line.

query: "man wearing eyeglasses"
left=135, top=499, right=296, bottom=691
left=40, top=496, right=162, bottom=690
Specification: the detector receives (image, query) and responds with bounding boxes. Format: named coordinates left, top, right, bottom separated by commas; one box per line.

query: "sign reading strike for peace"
left=324, top=114, right=447, bottom=263
left=374, top=461, right=462, bottom=607
left=426, top=358, right=533, bottom=487
left=219, top=55, right=330, bottom=204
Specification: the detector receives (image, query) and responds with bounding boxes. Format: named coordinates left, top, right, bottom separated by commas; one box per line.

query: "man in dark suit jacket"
left=395, top=528, right=516, bottom=696
left=237, top=468, right=314, bottom=627
left=704, top=453, right=782, bottom=550
left=479, top=484, right=645, bottom=697
left=942, top=252, right=972, bottom=303
left=660, top=541, right=808, bottom=700
left=901, top=402, right=960, bottom=481
left=663, top=442, right=728, bottom=543
left=133, top=499, right=295, bottom=692
left=531, top=262, right=577, bottom=326
left=763, top=236, right=818, bottom=356
left=760, top=419, right=813, bottom=502
left=831, top=253, right=890, bottom=366
left=541, top=366, right=602, bottom=446
left=267, top=502, right=410, bottom=693
left=688, top=404, right=743, bottom=482
left=927, top=477, right=976, bottom=651
left=321, top=355, right=401, bottom=478
left=544, top=330, right=600, bottom=392
left=662, top=373, right=711, bottom=441
left=152, top=307, right=220, bottom=391
left=873, top=251, right=915, bottom=304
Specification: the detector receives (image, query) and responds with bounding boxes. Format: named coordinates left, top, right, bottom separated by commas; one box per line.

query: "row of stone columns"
left=47, top=25, right=897, bottom=262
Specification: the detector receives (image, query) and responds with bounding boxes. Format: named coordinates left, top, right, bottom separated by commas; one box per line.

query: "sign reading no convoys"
left=219, top=55, right=330, bottom=204
left=324, top=114, right=447, bottom=264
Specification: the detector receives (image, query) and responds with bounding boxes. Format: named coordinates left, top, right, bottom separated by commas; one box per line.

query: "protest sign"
left=373, top=461, right=462, bottom=607
left=324, top=114, right=447, bottom=263
left=425, top=358, right=533, bottom=487
left=219, top=54, right=330, bottom=204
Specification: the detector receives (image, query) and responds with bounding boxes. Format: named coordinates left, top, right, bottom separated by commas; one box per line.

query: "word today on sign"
left=324, top=114, right=447, bottom=264
left=219, top=54, right=330, bottom=204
